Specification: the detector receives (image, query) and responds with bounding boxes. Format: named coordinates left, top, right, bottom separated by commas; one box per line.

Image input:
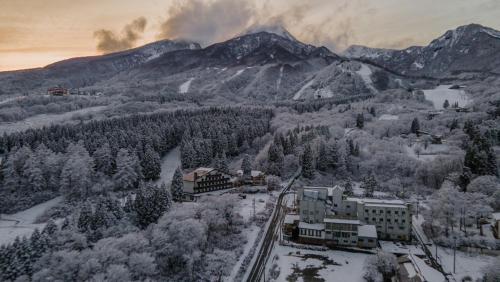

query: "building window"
left=365, top=209, right=369, bottom=213
left=402, top=220, right=406, bottom=223
left=387, top=219, right=391, bottom=223
left=368, top=239, right=374, bottom=243
left=402, top=211, right=406, bottom=215
left=395, top=211, right=399, bottom=215
left=365, top=217, right=369, bottom=221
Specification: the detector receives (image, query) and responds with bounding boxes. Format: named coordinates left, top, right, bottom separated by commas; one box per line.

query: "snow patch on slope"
left=179, top=78, right=194, bottom=94
left=356, top=64, right=377, bottom=94
left=293, top=79, right=315, bottom=100
left=422, top=85, right=471, bottom=109
left=276, top=65, right=284, bottom=91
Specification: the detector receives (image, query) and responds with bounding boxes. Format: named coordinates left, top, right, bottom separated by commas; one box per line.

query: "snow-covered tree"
left=361, top=174, right=378, bottom=198
left=170, top=167, right=184, bottom=201
left=301, top=144, right=315, bottom=179
left=141, top=145, right=161, bottom=181
left=241, top=154, right=252, bottom=178
left=266, top=175, right=281, bottom=191
left=114, top=149, right=140, bottom=191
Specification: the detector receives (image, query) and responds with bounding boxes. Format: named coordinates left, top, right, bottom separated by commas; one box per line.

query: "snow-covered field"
left=154, top=147, right=181, bottom=186
left=0, top=105, right=107, bottom=134
left=266, top=244, right=371, bottom=282
left=404, top=143, right=450, bottom=162
left=413, top=214, right=496, bottom=281
left=0, top=197, right=63, bottom=246
left=423, top=85, right=471, bottom=110
left=378, top=114, right=399, bottom=120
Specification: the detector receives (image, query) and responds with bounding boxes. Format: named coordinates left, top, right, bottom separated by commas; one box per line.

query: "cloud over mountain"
left=94, top=17, right=147, bottom=54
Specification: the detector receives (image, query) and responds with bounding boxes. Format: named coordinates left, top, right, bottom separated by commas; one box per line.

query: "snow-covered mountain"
left=343, top=24, right=500, bottom=78
left=0, top=40, right=200, bottom=95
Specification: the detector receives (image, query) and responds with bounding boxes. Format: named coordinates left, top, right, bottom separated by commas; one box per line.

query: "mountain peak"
left=240, top=24, right=297, bottom=42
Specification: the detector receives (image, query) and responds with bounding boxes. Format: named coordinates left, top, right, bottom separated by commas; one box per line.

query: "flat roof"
left=298, top=222, right=325, bottom=230
left=347, top=197, right=407, bottom=205
left=365, top=203, right=407, bottom=209
left=284, top=214, right=300, bottom=224
left=324, top=218, right=361, bottom=225
left=357, top=225, right=377, bottom=238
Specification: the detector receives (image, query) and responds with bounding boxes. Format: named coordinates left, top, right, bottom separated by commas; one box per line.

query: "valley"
left=0, top=21, right=499, bottom=282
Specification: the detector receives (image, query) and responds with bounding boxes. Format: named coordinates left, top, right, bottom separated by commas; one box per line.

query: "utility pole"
left=453, top=236, right=457, bottom=274
left=253, top=197, right=256, bottom=221
left=435, top=244, right=438, bottom=262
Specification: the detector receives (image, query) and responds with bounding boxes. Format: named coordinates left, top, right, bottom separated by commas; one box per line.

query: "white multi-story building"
left=292, top=186, right=412, bottom=247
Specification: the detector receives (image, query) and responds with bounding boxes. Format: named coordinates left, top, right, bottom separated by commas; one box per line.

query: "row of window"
left=365, top=209, right=406, bottom=215
left=365, top=217, right=406, bottom=224
left=299, top=228, right=322, bottom=237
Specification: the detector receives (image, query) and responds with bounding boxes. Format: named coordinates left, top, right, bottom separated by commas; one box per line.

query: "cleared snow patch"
left=0, top=105, right=107, bottom=135
left=412, top=61, right=424, bottom=69
left=423, top=85, right=471, bottom=110
left=0, top=197, right=63, bottom=246
left=378, top=114, right=399, bottom=121
left=356, top=64, right=377, bottom=93
left=276, top=65, right=284, bottom=91
left=293, top=79, right=315, bottom=100
left=179, top=78, right=194, bottom=94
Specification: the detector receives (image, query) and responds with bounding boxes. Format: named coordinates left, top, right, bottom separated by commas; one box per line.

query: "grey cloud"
left=94, top=17, right=147, bottom=54
left=157, top=0, right=254, bottom=45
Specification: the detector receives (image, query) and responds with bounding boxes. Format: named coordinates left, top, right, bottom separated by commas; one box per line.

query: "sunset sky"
left=1, top=0, right=500, bottom=71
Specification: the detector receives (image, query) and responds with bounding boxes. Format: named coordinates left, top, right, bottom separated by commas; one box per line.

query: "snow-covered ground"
left=154, top=147, right=181, bottom=186
left=378, top=114, right=399, bottom=120
left=0, top=197, right=63, bottom=246
left=0, top=105, right=107, bottom=135
left=0, top=95, right=26, bottom=105
left=404, top=143, right=450, bottom=162
left=413, top=214, right=496, bottom=281
left=225, top=190, right=275, bottom=281
left=423, top=85, right=471, bottom=110
left=266, top=244, right=371, bottom=282
left=179, top=78, right=194, bottom=94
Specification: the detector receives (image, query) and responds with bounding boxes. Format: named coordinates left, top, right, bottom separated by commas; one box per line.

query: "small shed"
left=357, top=225, right=377, bottom=248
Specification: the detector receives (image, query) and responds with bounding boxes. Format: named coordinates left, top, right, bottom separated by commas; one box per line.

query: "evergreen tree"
left=114, top=149, right=140, bottom=191
left=316, top=141, right=329, bottom=171
left=344, top=177, right=353, bottom=196
left=356, top=113, right=364, bottom=129
left=134, top=183, right=171, bottom=228
left=410, top=117, right=420, bottom=134
left=369, top=107, right=376, bottom=117
left=301, top=144, right=315, bottom=179
left=443, top=99, right=450, bottom=109
left=361, top=174, right=378, bottom=198
left=328, top=141, right=340, bottom=170
left=267, top=142, right=284, bottom=176
left=242, top=154, right=252, bottom=177
left=77, top=201, right=93, bottom=232
left=93, top=142, right=114, bottom=176
left=170, top=167, right=184, bottom=201
left=141, top=145, right=161, bottom=181
left=215, top=151, right=229, bottom=174
left=60, top=142, right=94, bottom=199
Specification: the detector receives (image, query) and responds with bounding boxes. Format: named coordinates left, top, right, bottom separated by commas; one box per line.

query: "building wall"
left=300, top=199, right=326, bottom=224
left=357, top=204, right=412, bottom=240
left=193, top=171, right=232, bottom=193
left=324, top=222, right=359, bottom=246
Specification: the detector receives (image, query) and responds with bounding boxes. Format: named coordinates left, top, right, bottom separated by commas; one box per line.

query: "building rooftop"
left=346, top=197, right=407, bottom=206
left=365, top=203, right=408, bottom=209
left=493, top=212, right=500, bottom=221
left=358, top=225, right=377, bottom=238
left=236, top=170, right=265, bottom=177
left=284, top=214, right=300, bottom=224
left=183, top=167, right=214, bottom=182
left=324, top=218, right=361, bottom=225
left=298, top=222, right=325, bottom=230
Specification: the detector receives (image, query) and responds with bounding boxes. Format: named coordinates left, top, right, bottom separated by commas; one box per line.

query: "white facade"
left=295, top=186, right=412, bottom=246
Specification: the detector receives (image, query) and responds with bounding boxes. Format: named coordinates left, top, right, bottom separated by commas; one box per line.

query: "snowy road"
left=154, top=147, right=181, bottom=186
